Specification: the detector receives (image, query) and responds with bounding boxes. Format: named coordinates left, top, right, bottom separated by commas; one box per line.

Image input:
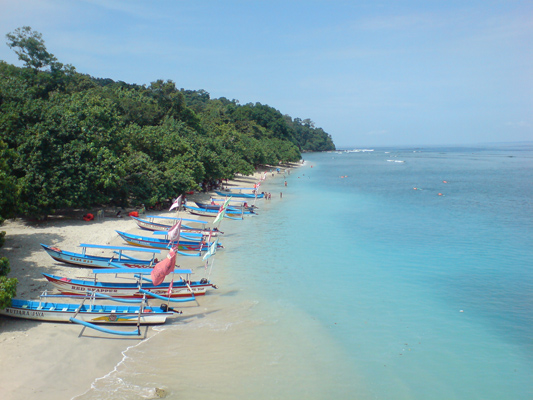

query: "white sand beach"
left=0, top=166, right=294, bottom=399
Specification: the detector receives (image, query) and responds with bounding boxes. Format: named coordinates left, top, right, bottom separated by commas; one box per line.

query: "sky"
left=0, top=0, right=531, bottom=148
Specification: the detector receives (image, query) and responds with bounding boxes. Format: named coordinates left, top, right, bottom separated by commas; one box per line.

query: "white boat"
left=132, top=215, right=223, bottom=236
left=41, top=243, right=161, bottom=269
left=42, top=267, right=216, bottom=298
left=0, top=298, right=175, bottom=325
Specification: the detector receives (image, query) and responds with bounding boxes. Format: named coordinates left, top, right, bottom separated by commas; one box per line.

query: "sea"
left=75, top=143, right=532, bottom=400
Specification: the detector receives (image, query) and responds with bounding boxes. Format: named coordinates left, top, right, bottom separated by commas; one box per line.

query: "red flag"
left=151, top=248, right=177, bottom=285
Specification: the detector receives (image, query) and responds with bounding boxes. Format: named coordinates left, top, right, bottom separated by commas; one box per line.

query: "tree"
left=0, top=225, right=17, bottom=309
left=6, top=26, right=58, bottom=70
left=0, top=139, right=19, bottom=219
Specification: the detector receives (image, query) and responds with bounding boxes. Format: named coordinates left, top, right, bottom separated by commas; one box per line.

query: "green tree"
left=6, top=26, right=58, bottom=70
left=10, top=91, right=125, bottom=217
left=0, top=253, right=17, bottom=309
left=0, top=139, right=19, bottom=219
left=0, top=224, right=17, bottom=309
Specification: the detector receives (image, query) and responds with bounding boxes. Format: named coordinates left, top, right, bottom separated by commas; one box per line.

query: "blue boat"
left=131, top=215, right=223, bottom=236
left=41, top=243, right=161, bottom=269
left=215, top=188, right=264, bottom=199
left=116, top=230, right=223, bottom=251
left=0, top=298, right=176, bottom=326
left=43, top=268, right=216, bottom=298
left=184, top=205, right=255, bottom=219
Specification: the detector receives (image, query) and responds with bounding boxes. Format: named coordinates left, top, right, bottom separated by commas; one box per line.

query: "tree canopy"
left=0, top=27, right=335, bottom=218
left=6, top=26, right=59, bottom=70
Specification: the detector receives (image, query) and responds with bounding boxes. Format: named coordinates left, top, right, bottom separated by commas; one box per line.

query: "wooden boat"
left=116, top=230, right=223, bottom=251
left=131, top=215, right=223, bottom=236
left=0, top=298, right=175, bottom=325
left=214, top=188, right=264, bottom=199
left=41, top=243, right=161, bottom=269
left=194, top=201, right=257, bottom=213
left=42, top=271, right=217, bottom=298
left=210, top=198, right=260, bottom=209
left=1, top=264, right=196, bottom=336
left=184, top=205, right=254, bottom=219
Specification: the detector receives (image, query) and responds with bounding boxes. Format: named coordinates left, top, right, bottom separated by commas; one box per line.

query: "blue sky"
left=1, top=0, right=531, bottom=148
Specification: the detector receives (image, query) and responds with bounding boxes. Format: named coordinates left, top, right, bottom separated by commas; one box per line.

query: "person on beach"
left=280, top=192, right=283, bottom=198
left=284, top=181, right=287, bottom=186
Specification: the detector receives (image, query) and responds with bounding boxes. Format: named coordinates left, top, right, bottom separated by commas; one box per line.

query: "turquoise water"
left=77, top=144, right=533, bottom=399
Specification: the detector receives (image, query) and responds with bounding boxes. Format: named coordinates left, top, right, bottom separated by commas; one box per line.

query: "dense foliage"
left=0, top=226, right=17, bottom=309
left=0, top=27, right=335, bottom=219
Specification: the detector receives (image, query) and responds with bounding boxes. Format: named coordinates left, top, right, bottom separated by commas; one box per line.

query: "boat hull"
left=116, top=231, right=222, bottom=251
left=41, top=244, right=156, bottom=269
left=132, top=217, right=221, bottom=236
left=43, top=273, right=214, bottom=298
left=184, top=205, right=250, bottom=218
left=194, top=202, right=256, bottom=213
left=215, top=190, right=264, bottom=199
left=0, top=299, right=173, bottom=324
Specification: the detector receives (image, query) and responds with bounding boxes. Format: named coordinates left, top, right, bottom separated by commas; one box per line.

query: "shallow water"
left=76, top=143, right=533, bottom=399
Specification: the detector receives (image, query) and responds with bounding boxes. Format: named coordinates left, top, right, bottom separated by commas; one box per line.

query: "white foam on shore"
left=72, top=329, right=163, bottom=400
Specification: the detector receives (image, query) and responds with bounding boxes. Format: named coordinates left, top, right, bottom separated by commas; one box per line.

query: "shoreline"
left=0, top=163, right=298, bottom=399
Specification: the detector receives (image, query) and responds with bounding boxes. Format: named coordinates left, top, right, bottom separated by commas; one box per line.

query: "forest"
left=0, top=27, right=335, bottom=303
left=0, top=27, right=335, bottom=221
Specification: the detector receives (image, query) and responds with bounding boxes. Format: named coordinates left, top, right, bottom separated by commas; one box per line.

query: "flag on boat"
left=169, top=195, right=182, bottom=211
left=167, top=279, right=174, bottom=296
left=167, top=220, right=182, bottom=243
left=224, top=197, right=231, bottom=208
left=200, top=228, right=213, bottom=253
left=213, top=197, right=231, bottom=225
left=213, top=210, right=224, bottom=225
left=203, top=237, right=219, bottom=260
left=151, top=248, right=177, bottom=285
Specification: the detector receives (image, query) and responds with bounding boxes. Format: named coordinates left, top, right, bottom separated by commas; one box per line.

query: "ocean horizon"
left=76, top=143, right=533, bottom=400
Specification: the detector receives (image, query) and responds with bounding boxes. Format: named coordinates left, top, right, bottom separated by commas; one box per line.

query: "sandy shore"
left=0, top=165, right=296, bottom=399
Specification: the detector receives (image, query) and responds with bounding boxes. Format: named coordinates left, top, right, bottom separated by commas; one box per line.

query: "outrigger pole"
left=68, top=291, right=144, bottom=336
left=70, top=318, right=142, bottom=336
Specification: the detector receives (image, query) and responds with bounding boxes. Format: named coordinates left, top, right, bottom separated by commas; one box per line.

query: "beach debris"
left=154, top=388, right=167, bottom=398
